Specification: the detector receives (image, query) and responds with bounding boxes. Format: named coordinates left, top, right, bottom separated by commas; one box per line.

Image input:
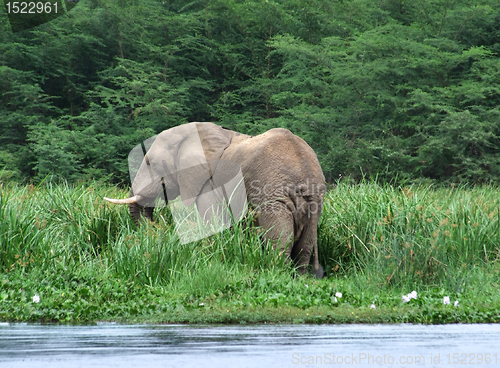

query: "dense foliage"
left=1, top=0, right=499, bottom=185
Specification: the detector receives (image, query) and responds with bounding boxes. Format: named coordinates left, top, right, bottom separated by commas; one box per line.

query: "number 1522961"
left=5, top=2, right=59, bottom=14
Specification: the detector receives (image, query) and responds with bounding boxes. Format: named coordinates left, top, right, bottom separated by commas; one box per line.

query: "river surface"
left=0, top=323, right=499, bottom=367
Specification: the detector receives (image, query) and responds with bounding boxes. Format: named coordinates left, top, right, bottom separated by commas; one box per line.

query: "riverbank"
left=2, top=264, right=500, bottom=324
left=1, top=182, right=499, bottom=324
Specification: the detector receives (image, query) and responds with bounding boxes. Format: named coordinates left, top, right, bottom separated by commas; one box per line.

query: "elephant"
left=104, top=122, right=326, bottom=278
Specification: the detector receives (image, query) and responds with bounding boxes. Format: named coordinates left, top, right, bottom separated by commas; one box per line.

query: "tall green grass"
left=2, top=180, right=500, bottom=295
left=319, top=182, right=500, bottom=290
left=0, top=182, right=128, bottom=272
left=0, top=184, right=46, bottom=272
left=0, top=181, right=286, bottom=289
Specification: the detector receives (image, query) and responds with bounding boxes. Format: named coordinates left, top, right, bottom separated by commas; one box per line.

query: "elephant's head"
left=104, top=122, right=234, bottom=223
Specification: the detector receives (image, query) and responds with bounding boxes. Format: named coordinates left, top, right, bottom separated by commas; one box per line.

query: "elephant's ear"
left=176, top=123, right=233, bottom=207
left=196, top=123, right=233, bottom=173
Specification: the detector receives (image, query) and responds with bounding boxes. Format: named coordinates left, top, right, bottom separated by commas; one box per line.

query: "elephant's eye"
left=145, top=154, right=151, bottom=166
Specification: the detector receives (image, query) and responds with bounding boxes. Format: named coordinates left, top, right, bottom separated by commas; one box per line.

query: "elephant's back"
left=224, top=127, right=325, bottom=185
left=259, top=128, right=323, bottom=176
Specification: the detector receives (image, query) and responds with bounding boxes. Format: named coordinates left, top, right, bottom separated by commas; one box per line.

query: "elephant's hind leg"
left=293, top=221, right=323, bottom=278
left=256, top=202, right=294, bottom=262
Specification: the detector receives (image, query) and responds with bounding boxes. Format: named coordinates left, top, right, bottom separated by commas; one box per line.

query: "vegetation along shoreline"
left=1, top=181, right=499, bottom=324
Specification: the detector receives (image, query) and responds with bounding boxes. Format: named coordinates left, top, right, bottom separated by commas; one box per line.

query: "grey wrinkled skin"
left=124, top=122, right=326, bottom=278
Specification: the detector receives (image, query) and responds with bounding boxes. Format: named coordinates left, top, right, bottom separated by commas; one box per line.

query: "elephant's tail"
left=312, top=238, right=324, bottom=279
left=308, top=200, right=324, bottom=279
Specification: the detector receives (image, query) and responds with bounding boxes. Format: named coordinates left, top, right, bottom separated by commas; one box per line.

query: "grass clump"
left=319, top=183, right=500, bottom=289
left=1, top=181, right=500, bottom=324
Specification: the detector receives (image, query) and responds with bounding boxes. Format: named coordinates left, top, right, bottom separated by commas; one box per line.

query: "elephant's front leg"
left=256, top=201, right=295, bottom=263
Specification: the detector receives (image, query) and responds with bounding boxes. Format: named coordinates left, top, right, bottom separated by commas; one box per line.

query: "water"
left=0, top=323, right=499, bottom=367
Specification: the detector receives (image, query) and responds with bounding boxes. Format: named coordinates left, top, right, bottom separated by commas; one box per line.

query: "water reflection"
left=0, top=323, right=499, bottom=367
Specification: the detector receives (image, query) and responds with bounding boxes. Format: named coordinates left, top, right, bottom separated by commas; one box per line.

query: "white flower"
left=335, top=292, right=342, bottom=298
left=305, top=284, right=308, bottom=288
left=454, top=300, right=459, bottom=307
left=333, top=297, right=338, bottom=303
left=199, top=303, right=204, bottom=306
left=32, top=295, right=40, bottom=303
left=402, top=290, right=417, bottom=303
left=443, top=296, right=450, bottom=305
left=370, top=303, right=376, bottom=309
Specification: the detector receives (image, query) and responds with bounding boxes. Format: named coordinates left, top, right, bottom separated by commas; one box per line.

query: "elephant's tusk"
left=104, top=195, right=143, bottom=204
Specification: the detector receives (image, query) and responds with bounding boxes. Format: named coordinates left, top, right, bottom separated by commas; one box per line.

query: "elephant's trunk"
left=104, top=194, right=143, bottom=204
